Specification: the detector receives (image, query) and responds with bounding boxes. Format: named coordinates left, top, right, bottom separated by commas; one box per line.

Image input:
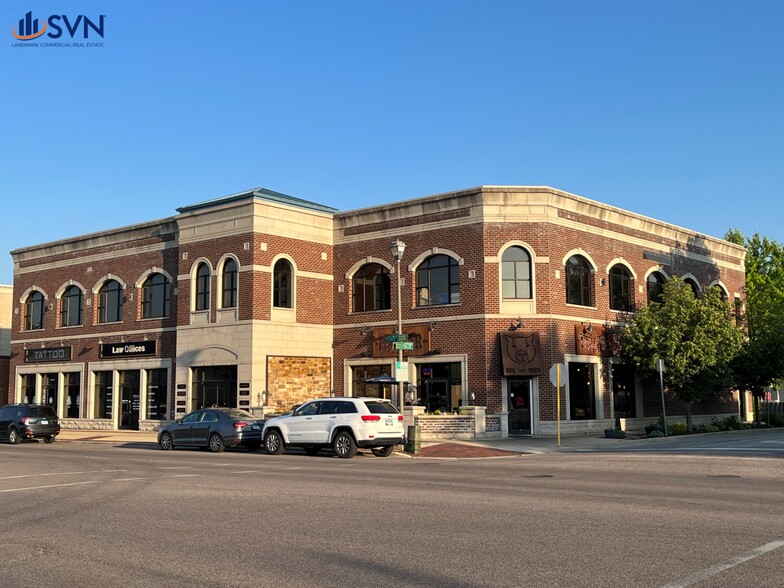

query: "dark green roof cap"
left=177, top=187, right=338, bottom=215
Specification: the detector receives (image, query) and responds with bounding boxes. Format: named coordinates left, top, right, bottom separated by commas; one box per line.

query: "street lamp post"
left=390, top=239, right=406, bottom=411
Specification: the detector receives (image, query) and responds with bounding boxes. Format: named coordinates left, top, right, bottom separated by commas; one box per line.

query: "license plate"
left=385, top=418, right=393, bottom=426
left=251, top=424, right=259, bottom=430
left=41, top=419, right=48, bottom=424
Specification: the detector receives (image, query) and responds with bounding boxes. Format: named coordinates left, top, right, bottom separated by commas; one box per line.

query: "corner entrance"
left=508, top=377, right=532, bottom=435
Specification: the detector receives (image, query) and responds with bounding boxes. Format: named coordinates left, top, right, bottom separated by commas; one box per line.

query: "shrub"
left=766, top=412, right=784, bottom=427
left=668, top=422, right=688, bottom=435
left=645, top=423, right=662, bottom=435
left=713, top=415, right=743, bottom=431
left=648, top=430, right=665, bottom=438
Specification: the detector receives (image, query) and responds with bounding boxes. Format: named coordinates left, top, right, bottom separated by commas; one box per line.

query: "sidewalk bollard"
left=405, top=425, right=421, bottom=455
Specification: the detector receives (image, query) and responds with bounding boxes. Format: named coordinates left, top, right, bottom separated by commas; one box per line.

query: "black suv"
left=0, top=404, right=61, bottom=444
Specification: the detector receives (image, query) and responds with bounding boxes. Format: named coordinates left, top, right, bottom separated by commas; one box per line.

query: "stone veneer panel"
left=267, top=355, right=332, bottom=413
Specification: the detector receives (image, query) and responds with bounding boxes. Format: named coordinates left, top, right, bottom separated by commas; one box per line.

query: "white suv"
left=262, top=397, right=405, bottom=458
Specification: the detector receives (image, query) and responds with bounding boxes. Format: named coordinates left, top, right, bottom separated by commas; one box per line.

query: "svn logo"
left=12, top=11, right=105, bottom=41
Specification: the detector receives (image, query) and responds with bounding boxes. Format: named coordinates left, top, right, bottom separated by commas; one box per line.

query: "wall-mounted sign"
left=25, top=347, right=72, bottom=363
left=100, top=340, right=157, bottom=359
left=574, top=324, right=620, bottom=357
left=374, top=325, right=430, bottom=358
left=499, top=331, right=542, bottom=376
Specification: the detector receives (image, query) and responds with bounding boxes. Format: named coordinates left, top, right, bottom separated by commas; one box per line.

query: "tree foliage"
left=622, top=278, right=743, bottom=428
left=725, top=229, right=784, bottom=398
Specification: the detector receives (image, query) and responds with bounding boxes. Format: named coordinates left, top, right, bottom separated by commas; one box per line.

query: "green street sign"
left=385, top=334, right=409, bottom=343
left=394, top=342, right=414, bottom=350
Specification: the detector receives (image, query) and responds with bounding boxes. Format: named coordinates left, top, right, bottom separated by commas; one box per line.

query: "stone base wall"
left=267, top=356, right=332, bottom=413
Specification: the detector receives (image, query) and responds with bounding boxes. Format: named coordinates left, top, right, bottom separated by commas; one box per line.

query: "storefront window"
left=146, top=368, right=169, bottom=420
left=417, top=362, right=462, bottom=413
left=94, top=371, right=113, bottom=419
left=66, top=372, right=80, bottom=418
left=22, top=374, right=36, bottom=403
left=568, top=362, right=595, bottom=420
left=192, top=366, right=237, bottom=409
left=351, top=365, right=393, bottom=399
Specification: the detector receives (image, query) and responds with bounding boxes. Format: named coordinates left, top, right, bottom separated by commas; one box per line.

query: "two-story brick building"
left=7, top=185, right=747, bottom=436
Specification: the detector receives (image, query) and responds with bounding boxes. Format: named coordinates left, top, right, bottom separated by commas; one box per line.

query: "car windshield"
left=28, top=406, right=57, bottom=418
left=364, top=401, right=399, bottom=414
left=223, top=409, right=257, bottom=419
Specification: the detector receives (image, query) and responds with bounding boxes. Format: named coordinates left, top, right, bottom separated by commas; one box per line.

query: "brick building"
left=8, top=186, right=747, bottom=436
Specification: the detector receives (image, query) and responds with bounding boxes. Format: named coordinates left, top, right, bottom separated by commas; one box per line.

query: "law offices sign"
left=11, top=10, right=106, bottom=48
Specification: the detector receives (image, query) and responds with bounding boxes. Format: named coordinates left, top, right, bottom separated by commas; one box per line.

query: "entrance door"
left=421, top=379, right=449, bottom=413
left=508, top=378, right=532, bottom=435
left=119, top=371, right=140, bottom=430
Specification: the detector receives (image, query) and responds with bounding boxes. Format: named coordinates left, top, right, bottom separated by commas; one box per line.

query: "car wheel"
left=246, top=442, right=261, bottom=452
left=208, top=433, right=224, bottom=453
left=44, top=436, right=56, bottom=444
left=264, top=430, right=285, bottom=455
left=303, top=446, right=321, bottom=456
left=8, top=428, right=20, bottom=445
left=159, top=432, right=174, bottom=450
left=372, top=445, right=395, bottom=457
left=333, top=431, right=358, bottom=459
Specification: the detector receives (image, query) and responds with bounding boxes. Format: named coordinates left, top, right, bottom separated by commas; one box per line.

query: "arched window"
left=416, top=254, right=460, bottom=307
left=684, top=277, right=700, bottom=296
left=221, top=258, right=238, bottom=309
left=142, top=273, right=170, bottom=319
left=502, top=247, right=532, bottom=299
left=60, top=285, right=83, bottom=327
left=98, top=280, right=123, bottom=323
left=352, top=263, right=390, bottom=312
left=609, top=265, right=632, bottom=311
left=647, top=272, right=666, bottom=304
left=273, top=259, right=292, bottom=308
left=566, top=255, right=592, bottom=306
left=712, top=284, right=729, bottom=302
left=195, top=262, right=211, bottom=311
left=25, top=291, right=45, bottom=330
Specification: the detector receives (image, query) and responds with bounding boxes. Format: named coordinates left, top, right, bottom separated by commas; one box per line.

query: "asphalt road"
left=0, top=441, right=782, bottom=587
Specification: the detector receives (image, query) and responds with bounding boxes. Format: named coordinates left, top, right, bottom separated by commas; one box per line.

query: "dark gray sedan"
left=157, top=408, right=264, bottom=452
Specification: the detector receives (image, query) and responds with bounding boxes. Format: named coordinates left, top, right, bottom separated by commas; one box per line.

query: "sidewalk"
left=55, top=428, right=628, bottom=457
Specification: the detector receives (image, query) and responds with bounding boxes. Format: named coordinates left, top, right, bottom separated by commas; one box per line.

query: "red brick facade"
left=7, top=186, right=746, bottom=436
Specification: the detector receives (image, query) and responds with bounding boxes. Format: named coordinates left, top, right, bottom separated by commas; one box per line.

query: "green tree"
left=622, top=278, right=743, bottom=430
left=725, top=230, right=784, bottom=417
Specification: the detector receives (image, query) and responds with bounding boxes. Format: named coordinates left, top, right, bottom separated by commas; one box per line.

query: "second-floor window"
left=502, top=246, right=532, bottom=299
left=352, top=263, right=390, bottom=312
left=273, top=259, right=292, bottom=308
left=142, top=273, right=170, bottom=319
left=222, top=258, right=238, bottom=308
left=25, top=291, right=45, bottom=330
left=60, top=285, right=83, bottom=327
left=566, top=255, right=592, bottom=306
left=416, top=254, right=460, bottom=307
left=609, top=265, right=632, bottom=311
left=647, top=272, right=666, bottom=305
left=195, top=263, right=211, bottom=311
left=98, top=280, right=123, bottom=323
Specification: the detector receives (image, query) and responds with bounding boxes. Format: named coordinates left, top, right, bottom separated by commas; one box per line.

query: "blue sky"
left=2, top=1, right=782, bottom=284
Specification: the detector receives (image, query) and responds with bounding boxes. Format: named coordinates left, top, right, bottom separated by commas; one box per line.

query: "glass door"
left=508, top=378, right=531, bottom=435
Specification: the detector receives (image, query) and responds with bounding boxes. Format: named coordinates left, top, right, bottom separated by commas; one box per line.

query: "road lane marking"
left=231, top=470, right=258, bottom=474
left=113, top=477, right=148, bottom=482
left=166, top=474, right=200, bottom=478
left=0, top=469, right=126, bottom=480
left=0, top=480, right=100, bottom=493
left=661, top=540, right=784, bottom=588
left=158, top=466, right=192, bottom=470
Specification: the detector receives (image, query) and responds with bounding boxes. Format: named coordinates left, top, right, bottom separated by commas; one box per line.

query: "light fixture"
left=359, top=325, right=370, bottom=336
left=509, top=317, right=524, bottom=331
left=261, top=390, right=268, bottom=405
left=390, top=239, right=407, bottom=412
left=582, top=321, right=594, bottom=334
left=428, top=320, right=438, bottom=332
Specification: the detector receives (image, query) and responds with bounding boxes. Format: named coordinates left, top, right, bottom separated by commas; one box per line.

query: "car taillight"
left=398, top=415, right=404, bottom=422
left=361, top=415, right=381, bottom=422
left=233, top=421, right=248, bottom=428
left=21, top=417, right=30, bottom=425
